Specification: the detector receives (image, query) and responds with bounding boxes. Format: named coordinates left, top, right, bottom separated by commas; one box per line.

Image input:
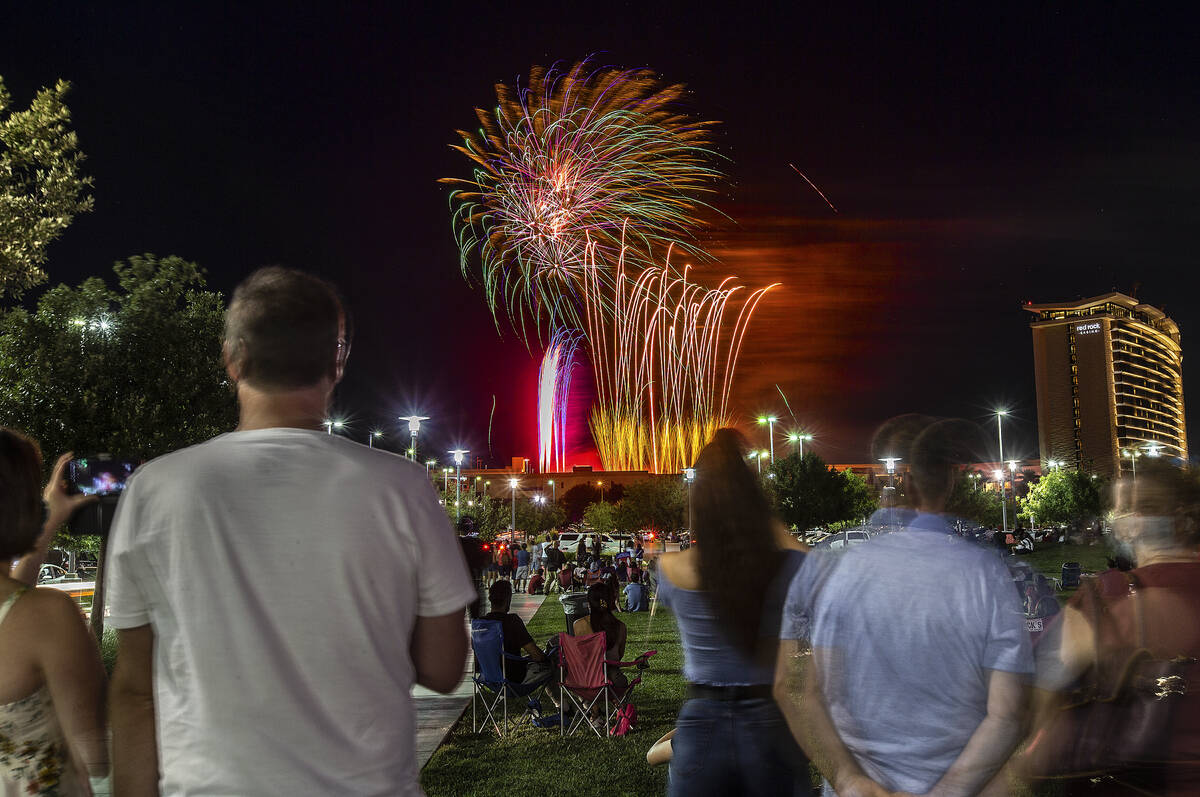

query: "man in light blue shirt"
left=775, top=418, right=1033, bottom=797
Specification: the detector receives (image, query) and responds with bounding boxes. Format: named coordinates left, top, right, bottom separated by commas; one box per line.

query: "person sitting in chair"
left=572, top=583, right=629, bottom=690
left=483, top=580, right=551, bottom=685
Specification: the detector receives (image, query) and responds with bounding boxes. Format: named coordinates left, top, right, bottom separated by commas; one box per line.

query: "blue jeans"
left=668, top=697, right=812, bottom=797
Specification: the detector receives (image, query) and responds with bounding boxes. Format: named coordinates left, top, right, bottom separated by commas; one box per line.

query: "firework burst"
left=582, top=238, right=778, bottom=473
left=442, top=59, right=723, bottom=342
left=537, top=327, right=584, bottom=473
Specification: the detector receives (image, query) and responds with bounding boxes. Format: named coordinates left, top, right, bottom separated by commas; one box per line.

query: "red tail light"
left=482, top=543, right=490, bottom=551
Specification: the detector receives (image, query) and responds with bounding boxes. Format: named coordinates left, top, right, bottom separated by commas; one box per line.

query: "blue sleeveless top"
left=657, top=549, right=805, bottom=686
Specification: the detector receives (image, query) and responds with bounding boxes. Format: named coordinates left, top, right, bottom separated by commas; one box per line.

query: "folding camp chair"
left=557, top=631, right=657, bottom=738
left=470, top=619, right=548, bottom=736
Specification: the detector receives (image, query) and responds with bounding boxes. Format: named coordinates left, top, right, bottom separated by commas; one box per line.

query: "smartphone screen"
left=69, top=458, right=136, bottom=496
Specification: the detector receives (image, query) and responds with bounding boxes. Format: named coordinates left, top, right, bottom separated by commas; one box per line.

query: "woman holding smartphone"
left=1, top=434, right=107, bottom=795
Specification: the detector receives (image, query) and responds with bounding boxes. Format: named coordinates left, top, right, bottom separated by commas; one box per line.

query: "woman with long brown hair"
left=656, top=428, right=810, bottom=796
left=0, top=432, right=107, bottom=795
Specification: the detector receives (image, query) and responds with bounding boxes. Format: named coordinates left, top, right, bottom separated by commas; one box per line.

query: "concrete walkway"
left=413, top=592, right=546, bottom=769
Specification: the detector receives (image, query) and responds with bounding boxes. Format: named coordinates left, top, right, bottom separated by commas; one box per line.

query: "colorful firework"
left=441, top=59, right=723, bottom=342
left=537, top=327, right=584, bottom=473
left=582, top=238, right=778, bottom=473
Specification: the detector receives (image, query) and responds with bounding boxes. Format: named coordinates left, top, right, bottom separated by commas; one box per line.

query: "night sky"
left=5, top=3, right=1198, bottom=466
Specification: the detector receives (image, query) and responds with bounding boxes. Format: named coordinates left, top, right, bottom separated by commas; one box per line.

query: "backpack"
left=610, top=703, right=637, bottom=736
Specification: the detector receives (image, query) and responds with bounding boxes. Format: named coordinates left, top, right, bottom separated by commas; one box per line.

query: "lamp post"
left=749, top=450, right=763, bottom=475
left=683, top=467, right=696, bottom=531
left=994, top=410, right=1008, bottom=533
left=879, top=457, right=901, bottom=488
left=597, top=481, right=605, bottom=502
left=757, top=416, right=779, bottom=464
left=368, top=430, right=382, bottom=448
left=443, top=467, right=450, bottom=494
left=509, top=478, right=519, bottom=536
left=548, top=479, right=555, bottom=504
left=1123, top=448, right=1142, bottom=484
left=425, top=458, right=435, bottom=474
left=399, top=415, right=429, bottom=462
left=1008, top=460, right=1019, bottom=523
left=323, top=419, right=345, bottom=435
left=450, top=449, right=468, bottom=521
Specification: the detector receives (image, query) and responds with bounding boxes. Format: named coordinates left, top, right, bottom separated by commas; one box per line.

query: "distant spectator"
left=528, top=568, right=545, bottom=595
left=573, top=583, right=628, bottom=689
left=484, top=580, right=550, bottom=685
left=515, top=543, right=530, bottom=591
left=556, top=565, right=573, bottom=594
left=575, top=537, right=588, bottom=564
left=624, top=571, right=649, bottom=612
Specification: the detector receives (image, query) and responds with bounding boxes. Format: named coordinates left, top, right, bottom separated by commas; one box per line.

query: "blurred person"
left=1, top=440, right=106, bottom=796
left=624, top=570, right=649, bottom=612
left=777, top=416, right=1032, bottom=797
left=1016, top=461, right=1200, bottom=795
left=105, top=268, right=475, bottom=797
left=575, top=536, right=587, bottom=564
left=545, top=540, right=565, bottom=573
left=554, top=563, right=573, bottom=594
left=657, top=429, right=811, bottom=796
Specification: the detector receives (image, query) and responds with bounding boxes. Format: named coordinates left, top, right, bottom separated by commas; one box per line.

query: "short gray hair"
left=224, top=267, right=348, bottom=390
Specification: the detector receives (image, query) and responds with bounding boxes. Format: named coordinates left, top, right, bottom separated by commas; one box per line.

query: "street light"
left=994, top=410, right=1009, bottom=533
left=597, top=481, right=605, bottom=502
left=683, top=467, right=696, bottom=531
left=1123, top=448, right=1142, bottom=483
left=398, top=415, right=429, bottom=462
left=548, top=479, right=555, bottom=504
left=323, top=419, right=345, bottom=435
left=425, top=458, right=435, bottom=474
left=368, top=430, right=382, bottom=448
left=792, top=432, right=813, bottom=458
left=509, top=478, right=519, bottom=537
left=442, top=467, right=451, bottom=493
left=879, top=457, right=901, bottom=488
left=748, top=450, right=764, bottom=475
left=757, top=416, right=779, bottom=464
left=450, top=449, right=468, bottom=520
left=1008, top=460, right=1019, bottom=520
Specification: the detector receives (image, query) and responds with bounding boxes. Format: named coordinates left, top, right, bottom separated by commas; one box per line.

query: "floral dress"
left=0, top=588, right=84, bottom=796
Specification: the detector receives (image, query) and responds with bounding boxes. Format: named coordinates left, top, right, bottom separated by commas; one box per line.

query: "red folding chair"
left=557, top=631, right=656, bottom=738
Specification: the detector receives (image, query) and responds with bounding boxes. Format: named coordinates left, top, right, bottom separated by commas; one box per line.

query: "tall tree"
left=583, top=501, right=618, bottom=534
left=768, top=453, right=879, bottom=530
left=615, top=479, right=685, bottom=533
left=943, top=470, right=1004, bottom=527
left=1019, top=469, right=1104, bottom=527
left=0, top=254, right=236, bottom=475
left=0, top=77, right=93, bottom=297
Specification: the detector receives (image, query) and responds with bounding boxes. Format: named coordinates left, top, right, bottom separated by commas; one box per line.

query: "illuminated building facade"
left=1026, top=293, right=1187, bottom=478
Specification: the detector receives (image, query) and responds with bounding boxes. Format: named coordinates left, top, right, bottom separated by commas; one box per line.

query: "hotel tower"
left=1026, top=292, right=1187, bottom=478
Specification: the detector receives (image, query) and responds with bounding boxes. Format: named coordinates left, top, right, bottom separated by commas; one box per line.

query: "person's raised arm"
left=37, top=590, right=108, bottom=783
left=110, top=625, right=159, bottom=797
left=10, top=453, right=95, bottom=585
left=411, top=611, right=468, bottom=692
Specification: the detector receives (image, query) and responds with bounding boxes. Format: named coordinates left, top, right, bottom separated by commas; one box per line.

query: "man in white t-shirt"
left=106, top=267, right=475, bottom=797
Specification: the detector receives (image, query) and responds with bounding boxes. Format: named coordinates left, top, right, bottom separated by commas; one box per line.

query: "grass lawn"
left=1010, top=539, right=1115, bottom=603
left=420, top=599, right=685, bottom=796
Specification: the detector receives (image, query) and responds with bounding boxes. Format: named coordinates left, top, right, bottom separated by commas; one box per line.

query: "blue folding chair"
left=470, top=619, right=547, bottom=736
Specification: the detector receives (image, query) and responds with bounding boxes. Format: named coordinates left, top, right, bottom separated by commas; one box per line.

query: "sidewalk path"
left=413, top=592, right=546, bottom=769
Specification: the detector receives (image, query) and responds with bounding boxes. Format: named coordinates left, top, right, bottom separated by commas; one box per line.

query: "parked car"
left=814, top=528, right=873, bottom=551
left=38, top=564, right=70, bottom=584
